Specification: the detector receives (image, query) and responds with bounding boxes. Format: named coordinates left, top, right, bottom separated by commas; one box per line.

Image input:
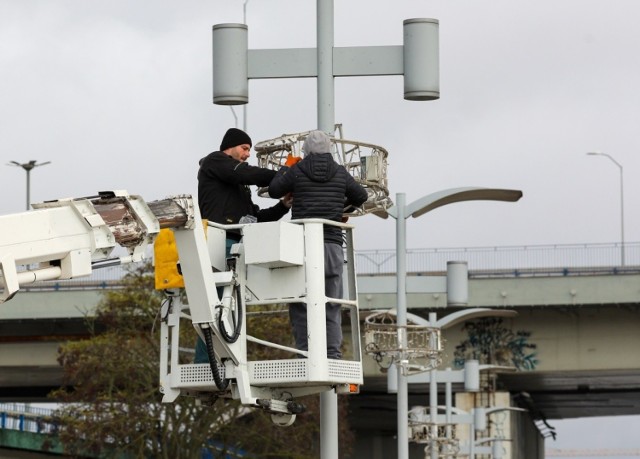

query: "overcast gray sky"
left=2, top=0, right=640, bottom=253
left=2, top=0, right=640, bottom=452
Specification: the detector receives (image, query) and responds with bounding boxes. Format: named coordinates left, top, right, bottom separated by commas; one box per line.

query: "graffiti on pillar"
left=453, top=317, right=538, bottom=370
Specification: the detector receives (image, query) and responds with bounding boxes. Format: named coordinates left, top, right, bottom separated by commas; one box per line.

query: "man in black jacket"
left=269, top=130, right=368, bottom=359
left=195, top=127, right=292, bottom=363
left=198, top=127, right=291, bottom=235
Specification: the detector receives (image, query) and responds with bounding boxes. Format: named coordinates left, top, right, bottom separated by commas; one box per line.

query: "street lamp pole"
left=211, top=2, right=440, bottom=456
left=385, top=187, right=522, bottom=459
left=395, top=193, right=409, bottom=459
left=8, top=160, right=51, bottom=210
left=587, top=152, right=625, bottom=265
left=242, top=0, right=248, bottom=132
left=227, top=0, right=249, bottom=129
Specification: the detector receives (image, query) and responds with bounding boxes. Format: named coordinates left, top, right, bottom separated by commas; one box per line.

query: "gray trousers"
left=290, top=242, right=344, bottom=359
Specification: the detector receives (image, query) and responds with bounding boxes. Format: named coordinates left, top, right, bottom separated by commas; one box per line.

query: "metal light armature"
left=254, top=126, right=392, bottom=216
left=211, top=14, right=440, bottom=106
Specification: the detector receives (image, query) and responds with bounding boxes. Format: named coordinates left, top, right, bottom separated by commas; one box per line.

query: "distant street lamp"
left=8, top=160, right=51, bottom=210
left=587, top=152, right=625, bottom=265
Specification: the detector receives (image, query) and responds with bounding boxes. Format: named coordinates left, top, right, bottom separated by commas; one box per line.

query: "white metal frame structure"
left=160, top=214, right=363, bottom=424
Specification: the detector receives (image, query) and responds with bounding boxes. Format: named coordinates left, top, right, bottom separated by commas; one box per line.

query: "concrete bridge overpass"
left=1, top=242, right=639, bottom=428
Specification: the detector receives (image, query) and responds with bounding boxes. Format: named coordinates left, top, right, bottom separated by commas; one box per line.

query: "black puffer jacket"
left=198, top=151, right=289, bottom=227
left=268, top=153, right=368, bottom=244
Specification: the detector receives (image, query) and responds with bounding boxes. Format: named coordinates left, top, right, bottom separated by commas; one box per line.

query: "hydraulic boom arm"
left=0, top=190, right=191, bottom=303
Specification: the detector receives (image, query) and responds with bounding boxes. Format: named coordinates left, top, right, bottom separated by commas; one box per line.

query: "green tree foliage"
left=50, top=263, right=353, bottom=458
left=453, top=317, right=538, bottom=371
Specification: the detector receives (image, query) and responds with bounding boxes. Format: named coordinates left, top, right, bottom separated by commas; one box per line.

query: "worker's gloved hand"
left=285, top=154, right=302, bottom=167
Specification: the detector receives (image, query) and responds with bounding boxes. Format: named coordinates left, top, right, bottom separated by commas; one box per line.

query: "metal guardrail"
left=355, top=241, right=640, bottom=275
left=16, top=241, right=640, bottom=290
left=0, top=403, right=56, bottom=434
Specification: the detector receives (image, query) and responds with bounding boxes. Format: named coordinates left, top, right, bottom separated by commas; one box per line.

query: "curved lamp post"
left=385, top=187, right=523, bottom=459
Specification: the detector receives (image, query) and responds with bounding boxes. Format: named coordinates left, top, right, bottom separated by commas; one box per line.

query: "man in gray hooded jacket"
left=269, top=130, right=368, bottom=359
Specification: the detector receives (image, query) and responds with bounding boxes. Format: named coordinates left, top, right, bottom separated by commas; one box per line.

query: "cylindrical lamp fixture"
left=387, top=363, right=398, bottom=393
left=446, top=260, right=468, bottom=306
left=474, top=407, right=487, bottom=432
left=403, top=18, right=439, bottom=101
left=464, top=359, right=480, bottom=392
left=212, top=23, right=248, bottom=105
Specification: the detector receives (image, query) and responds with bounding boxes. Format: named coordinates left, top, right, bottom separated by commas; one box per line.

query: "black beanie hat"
left=220, top=128, right=252, bottom=151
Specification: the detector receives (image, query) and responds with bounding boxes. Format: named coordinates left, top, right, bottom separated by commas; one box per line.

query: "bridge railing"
left=0, top=403, right=56, bottom=434
left=15, top=241, right=640, bottom=290
left=355, top=241, right=640, bottom=275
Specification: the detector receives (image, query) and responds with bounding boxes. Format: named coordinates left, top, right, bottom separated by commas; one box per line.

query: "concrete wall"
left=0, top=290, right=102, bottom=320
left=511, top=412, right=544, bottom=459
left=358, top=273, right=640, bottom=309
left=439, top=306, right=640, bottom=372
left=0, top=430, right=64, bottom=458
